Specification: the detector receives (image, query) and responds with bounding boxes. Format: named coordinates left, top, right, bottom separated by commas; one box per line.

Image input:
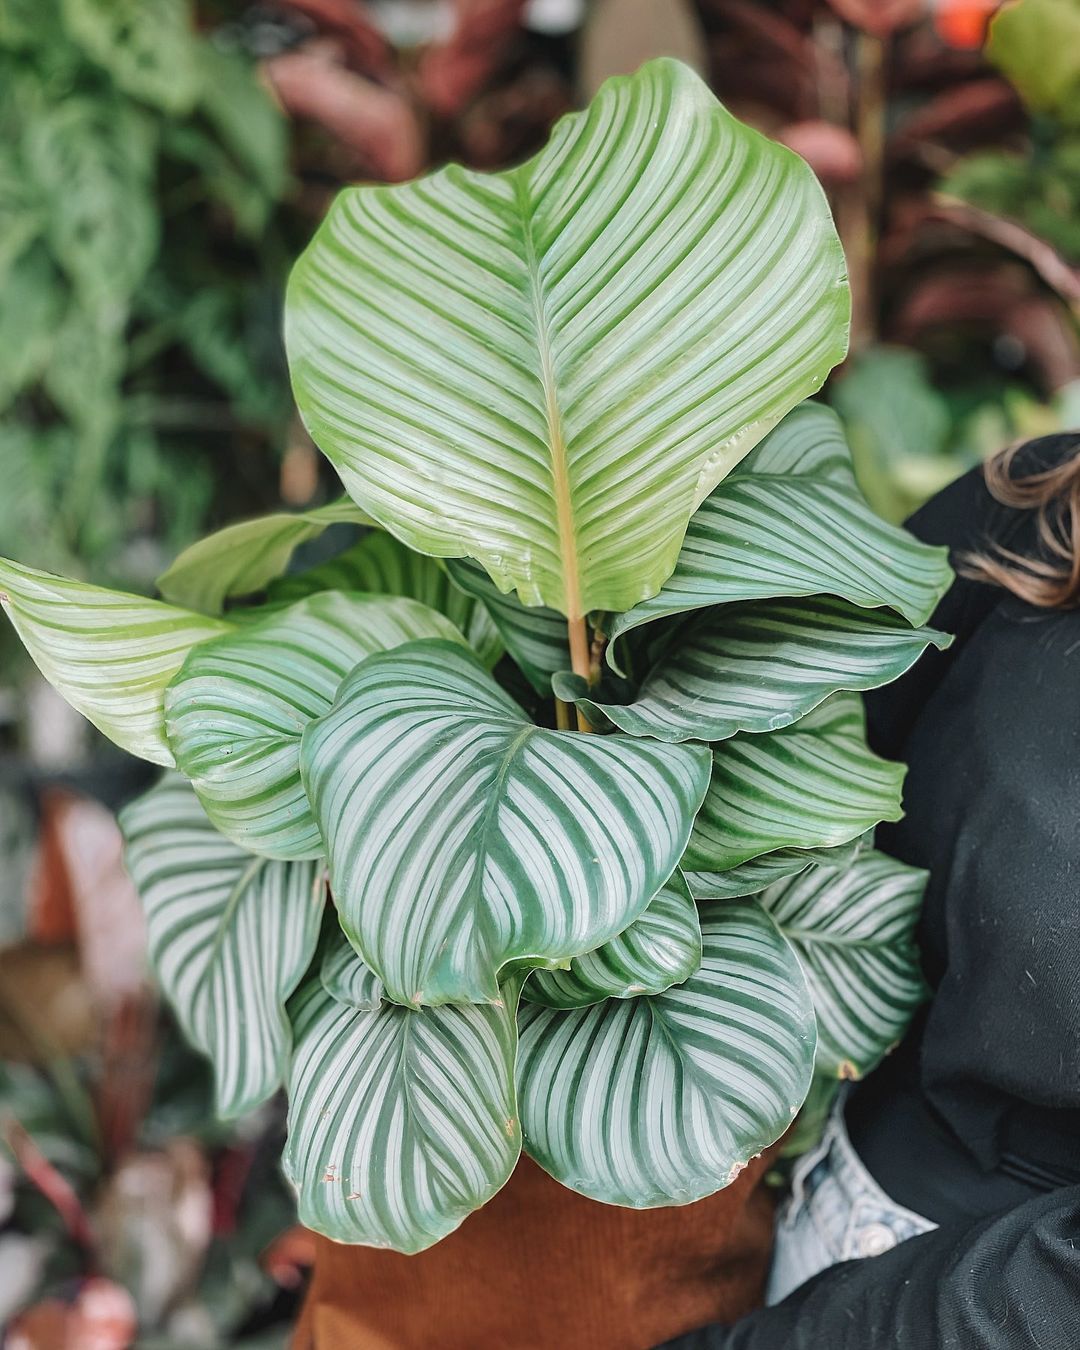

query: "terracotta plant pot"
left=293, top=1152, right=779, bottom=1350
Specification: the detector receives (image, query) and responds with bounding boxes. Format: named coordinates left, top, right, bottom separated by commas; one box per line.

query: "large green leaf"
left=517, top=899, right=815, bottom=1205
left=269, top=532, right=501, bottom=669
left=682, top=693, right=904, bottom=873
left=165, top=591, right=465, bottom=860
left=121, top=778, right=323, bottom=1118
left=559, top=596, right=949, bottom=743
left=156, top=498, right=371, bottom=615
left=300, top=640, right=711, bottom=1007
left=444, top=558, right=570, bottom=694
left=0, top=557, right=230, bottom=767
left=285, top=58, right=848, bottom=620
left=758, top=851, right=928, bottom=1080
left=284, top=966, right=521, bottom=1251
left=607, top=402, right=952, bottom=660
left=524, top=870, right=701, bottom=1009
left=684, top=836, right=866, bottom=901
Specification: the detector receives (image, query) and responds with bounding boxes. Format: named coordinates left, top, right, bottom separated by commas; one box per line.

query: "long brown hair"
left=963, top=437, right=1080, bottom=608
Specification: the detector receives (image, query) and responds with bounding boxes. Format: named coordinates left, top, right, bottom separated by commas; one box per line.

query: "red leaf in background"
left=418, top=0, right=528, bottom=119
left=933, top=0, right=1002, bottom=49
left=825, top=0, right=925, bottom=36
left=262, top=1225, right=317, bottom=1289
left=68, top=1280, right=137, bottom=1350
left=779, top=120, right=863, bottom=184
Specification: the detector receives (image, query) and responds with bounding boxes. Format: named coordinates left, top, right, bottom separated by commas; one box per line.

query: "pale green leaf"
left=682, top=693, right=904, bottom=872
left=517, top=899, right=815, bottom=1205
left=0, top=557, right=230, bottom=767
left=269, top=532, right=502, bottom=669
left=61, top=0, right=201, bottom=114
left=157, top=498, right=371, bottom=616
left=444, top=558, right=569, bottom=694
left=758, top=851, right=928, bottom=1080
left=986, top=0, right=1080, bottom=125
left=607, top=402, right=952, bottom=661
left=286, top=58, right=848, bottom=619
left=560, top=596, right=950, bottom=743
left=165, top=591, right=466, bottom=860
left=524, top=869, right=701, bottom=1009
left=300, top=640, right=711, bottom=1007
left=684, top=835, right=867, bottom=901
left=121, top=778, right=323, bottom=1118
left=284, top=967, right=521, bottom=1251
left=320, top=934, right=384, bottom=1011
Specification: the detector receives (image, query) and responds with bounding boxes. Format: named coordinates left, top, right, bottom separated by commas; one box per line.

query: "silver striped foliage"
left=444, top=558, right=569, bottom=694
left=524, top=870, right=701, bottom=1009
left=284, top=970, right=521, bottom=1251
left=320, top=932, right=384, bottom=1011
left=607, top=403, right=952, bottom=665
left=560, top=596, right=950, bottom=744
left=164, top=591, right=465, bottom=860
left=758, top=851, right=928, bottom=1079
left=269, top=531, right=502, bottom=668
left=0, top=556, right=229, bottom=767
left=285, top=59, right=848, bottom=620
left=517, top=899, right=816, bottom=1206
left=120, top=777, right=323, bottom=1118
left=684, top=835, right=868, bottom=901
left=682, top=693, right=904, bottom=873
left=157, top=498, right=371, bottom=615
left=299, top=640, right=711, bottom=1007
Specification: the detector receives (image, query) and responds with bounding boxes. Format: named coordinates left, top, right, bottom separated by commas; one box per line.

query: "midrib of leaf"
left=513, top=176, right=583, bottom=626
left=195, top=854, right=266, bottom=1017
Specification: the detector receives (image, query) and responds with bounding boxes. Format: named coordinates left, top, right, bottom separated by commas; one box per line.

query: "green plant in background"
left=0, top=0, right=289, bottom=592
left=0, top=61, right=952, bottom=1253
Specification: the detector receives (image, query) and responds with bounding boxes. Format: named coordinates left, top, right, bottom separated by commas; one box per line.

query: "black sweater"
left=664, top=434, right=1080, bottom=1349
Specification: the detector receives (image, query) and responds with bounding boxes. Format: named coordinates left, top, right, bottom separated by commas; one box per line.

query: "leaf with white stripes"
left=684, top=835, right=868, bottom=901
left=285, top=58, right=848, bottom=620
left=164, top=591, right=466, bottom=860
left=758, top=851, right=928, bottom=1079
left=524, top=870, right=701, bottom=1009
left=444, top=558, right=569, bottom=694
left=608, top=403, right=952, bottom=665
left=284, top=965, right=521, bottom=1251
left=157, top=498, right=372, bottom=615
left=0, top=556, right=230, bottom=767
left=120, top=777, right=323, bottom=1118
left=559, top=596, right=950, bottom=744
left=320, top=933, right=384, bottom=1011
left=300, top=640, right=711, bottom=1007
left=269, top=532, right=502, bottom=669
left=682, top=694, right=904, bottom=873
left=517, top=899, right=815, bottom=1206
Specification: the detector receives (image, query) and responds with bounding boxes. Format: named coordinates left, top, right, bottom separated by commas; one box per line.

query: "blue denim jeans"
left=766, top=1094, right=938, bottom=1306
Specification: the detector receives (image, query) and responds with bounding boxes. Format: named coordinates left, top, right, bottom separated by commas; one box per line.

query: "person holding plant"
left=661, top=433, right=1080, bottom=1350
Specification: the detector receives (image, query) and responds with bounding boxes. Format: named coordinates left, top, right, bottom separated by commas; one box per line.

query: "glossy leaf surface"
left=286, top=59, right=848, bottom=619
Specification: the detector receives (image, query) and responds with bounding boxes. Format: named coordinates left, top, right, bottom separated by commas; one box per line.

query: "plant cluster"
left=0, top=0, right=289, bottom=590
left=0, top=61, right=952, bottom=1253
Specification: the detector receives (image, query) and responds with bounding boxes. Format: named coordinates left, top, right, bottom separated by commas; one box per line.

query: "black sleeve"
left=863, top=434, right=1072, bottom=759
left=660, top=1186, right=1080, bottom=1350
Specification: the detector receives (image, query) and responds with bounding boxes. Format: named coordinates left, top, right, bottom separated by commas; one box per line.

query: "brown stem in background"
left=567, top=616, right=593, bottom=732
left=3, top=1116, right=97, bottom=1258
left=846, top=31, right=888, bottom=354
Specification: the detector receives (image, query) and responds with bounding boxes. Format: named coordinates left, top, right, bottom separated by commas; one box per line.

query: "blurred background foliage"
left=1, top=0, right=1079, bottom=1344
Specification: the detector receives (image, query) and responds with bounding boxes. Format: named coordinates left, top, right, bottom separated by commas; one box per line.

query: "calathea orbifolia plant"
left=0, top=59, right=952, bottom=1254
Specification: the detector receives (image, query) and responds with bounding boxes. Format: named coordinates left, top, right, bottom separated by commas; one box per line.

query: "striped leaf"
left=320, top=933, right=384, bottom=1011
left=524, top=870, right=701, bottom=1009
left=269, top=531, right=502, bottom=669
left=517, top=899, right=815, bottom=1206
left=608, top=403, right=952, bottom=664
left=157, top=498, right=371, bottom=615
left=120, top=777, right=323, bottom=1118
left=0, top=556, right=229, bottom=767
left=559, top=596, right=950, bottom=743
left=164, top=592, right=465, bottom=860
left=285, top=58, right=848, bottom=621
left=284, top=969, right=521, bottom=1251
left=300, top=640, right=711, bottom=1007
left=682, top=693, right=904, bottom=872
left=444, top=558, right=569, bottom=694
left=684, top=836, right=868, bottom=901
left=758, top=851, right=928, bottom=1079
